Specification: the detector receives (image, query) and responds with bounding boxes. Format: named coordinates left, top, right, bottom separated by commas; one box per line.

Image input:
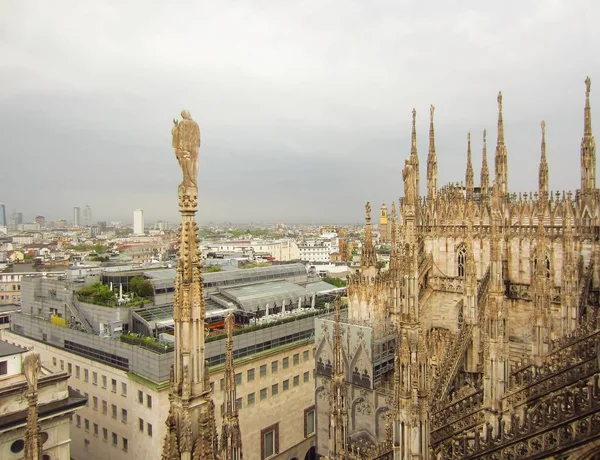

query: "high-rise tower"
left=133, top=209, right=145, bottom=235
left=73, top=207, right=81, bottom=227
left=83, top=205, right=92, bottom=227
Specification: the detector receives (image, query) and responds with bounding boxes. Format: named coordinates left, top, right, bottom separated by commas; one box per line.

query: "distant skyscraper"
left=0, top=203, right=6, bottom=227
left=16, top=212, right=23, bottom=225
left=73, top=207, right=81, bottom=227
left=133, top=209, right=144, bottom=235
left=83, top=205, right=92, bottom=227
left=34, top=216, right=46, bottom=228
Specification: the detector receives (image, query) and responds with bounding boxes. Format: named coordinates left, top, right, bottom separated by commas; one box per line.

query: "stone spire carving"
left=361, top=202, right=377, bottom=268
left=389, top=201, right=401, bottom=273
left=328, top=297, right=348, bottom=458
left=466, top=131, right=474, bottom=201
left=220, top=313, right=243, bottom=460
left=561, top=193, right=578, bottom=334
left=23, top=353, right=42, bottom=460
left=427, top=105, right=438, bottom=200
left=581, top=76, right=596, bottom=193
left=494, top=92, right=508, bottom=201
left=539, top=121, right=549, bottom=200
left=410, top=108, right=420, bottom=198
left=480, top=129, right=490, bottom=199
left=532, top=200, right=551, bottom=365
left=162, top=110, right=218, bottom=460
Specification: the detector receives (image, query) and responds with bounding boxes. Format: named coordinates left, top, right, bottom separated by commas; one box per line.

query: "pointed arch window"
left=457, top=245, right=467, bottom=278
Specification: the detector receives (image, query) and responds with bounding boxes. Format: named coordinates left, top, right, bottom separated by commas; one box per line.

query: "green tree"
left=204, top=266, right=222, bottom=273
left=93, top=243, right=107, bottom=254
left=322, top=276, right=347, bottom=288
left=129, top=276, right=154, bottom=298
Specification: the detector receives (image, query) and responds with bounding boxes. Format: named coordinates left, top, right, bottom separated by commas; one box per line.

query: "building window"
left=303, top=350, right=309, bottom=361
left=293, top=375, right=300, bottom=387
left=260, top=364, right=267, bottom=377
left=68, top=363, right=72, bottom=374
left=84, top=392, right=89, bottom=406
left=271, top=384, right=278, bottom=396
left=122, top=437, right=128, bottom=452
left=52, top=357, right=57, bottom=367
left=111, top=404, right=117, bottom=419
left=304, top=407, right=315, bottom=436
left=103, top=428, right=108, bottom=441
left=93, top=372, right=98, bottom=385
left=138, top=390, right=144, bottom=404
left=93, top=423, right=99, bottom=437
left=303, top=371, right=309, bottom=383
left=112, top=432, right=118, bottom=446
left=102, top=375, right=107, bottom=389
left=282, top=357, right=289, bottom=369
left=247, top=368, right=255, bottom=381
left=84, top=369, right=89, bottom=382
left=111, top=378, right=117, bottom=393
left=139, top=418, right=144, bottom=432
left=283, top=379, right=289, bottom=391
left=122, top=382, right=127, bottom=396
left=457, top=244, right=467, bottom=278
left=75, top=365, right=80, bottom=378
left=76, top=415, right=81, bottom=427
left=261, top=423, right=279, bottom=459
left=0, top=361, right=7, bottom=375
left=60, top=360, right=64, bottom=371
left=147, top=394, right=152, bottom=408
left=260, top=388, right=267, bottom=400
left=147, top=423, right=153, bottom=437
left=293, top=353, right=299, bottom=365
left=220, top=378, right=224, bottom=390
left=84, top=418, right=89, bottom=432
left=122, top=408, right=128, bottom=423
left=102, top=400, right=108, bottom=414
left=248, top=393, right=255, bottom=406
left=93, top=396, right=98, bottom=410
left=235, top=373, right=242, bottom=385
left=271, top=361, right=278, bottom=373
left=210, top=382, right=214, bottom=393
left=236, top=397, right=242, bottom=410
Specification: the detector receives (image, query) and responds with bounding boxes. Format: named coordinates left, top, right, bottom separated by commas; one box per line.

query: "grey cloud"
left=0, top=1, right=599, bottom=224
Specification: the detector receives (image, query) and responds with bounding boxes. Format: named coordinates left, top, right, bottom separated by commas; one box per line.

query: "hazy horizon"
left=1, top=1, right=599, bottom=224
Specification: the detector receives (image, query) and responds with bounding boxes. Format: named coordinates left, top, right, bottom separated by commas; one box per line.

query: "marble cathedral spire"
left=480, top=129, right=490, bottom=199
left=162, top=110, right=218, bottom=460
left=581, top=76, right=596, bottom=193
left=410, top=108, right=420, bottom=200
left=361, top=202, right=378, bottom=268
left=465, top=131, right=474, bottom=201
left=427, top=105, right=438, bottom=200
left=220, top=313, right=243, bottom=460
left=328, top=297, right=348, bottom=458
left=494, top=92, right=508, bottom=201
left=539, top=121, right=549, bottom=199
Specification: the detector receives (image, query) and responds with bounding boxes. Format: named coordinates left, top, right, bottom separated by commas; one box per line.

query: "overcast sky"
left=1, top=1, right=599, bottom=225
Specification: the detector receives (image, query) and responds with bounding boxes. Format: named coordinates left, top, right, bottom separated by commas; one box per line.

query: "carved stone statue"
left=365, top=202, right=371, bottom=220
left=403, top=159, right=415, bottom=206
left=172, top=110, right=200, bottom=189
left=23, top=353, right=41, bottom=392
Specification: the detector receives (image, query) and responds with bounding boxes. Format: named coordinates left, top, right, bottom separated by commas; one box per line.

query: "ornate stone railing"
left=428, top=276, right=465, bottom=293
left=436, top=373, right=600, bottom=459
left=431, top=389, right=484, bottom=444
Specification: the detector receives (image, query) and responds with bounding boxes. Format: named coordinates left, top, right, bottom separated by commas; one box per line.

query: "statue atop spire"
left=361, top=202, right=377, bottom=268
left=494, top=92, right=508, bottom=201
left=481, top=129, right=489, bottom=199
left=539, top=120, right=549, bottom=199
left=162, top=110, right=218, bottom=460
left=409, top=108, right=420, bottom=203
left=581, top=76, right=596, bottom=194
left=466, top=131, right=474, bottom=201
left=427, top=105, right=438, bottom=200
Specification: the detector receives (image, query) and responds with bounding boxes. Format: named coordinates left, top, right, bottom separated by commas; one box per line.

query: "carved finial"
left=497, top=92, right=504, bottom=145
left=480, top=129, right=489, bottom=198
left=427, top=104, right=437, bottom=200
left=539, top=120, right=549, bottom=199
left=430, top=105, right=435, bottom=120
left=411, top=108, right=418, bottom=155
left=541, top=121, right=546, bottom=159
left=584, top=76, right=593, bottom=136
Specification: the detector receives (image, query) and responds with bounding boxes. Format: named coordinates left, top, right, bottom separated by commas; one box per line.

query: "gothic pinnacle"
left=481, top=129, right=489, bottom=198
left=497, top=92, right=504, bottom=145
left=539, top=120, right=549, bottom=199
left=466, top=131, right=474, bottom=200
left=411, top=108, right=417, bottom=155
left=585, top=76, right=592, bottom=136
left=427, top=105, right=438, bottom=200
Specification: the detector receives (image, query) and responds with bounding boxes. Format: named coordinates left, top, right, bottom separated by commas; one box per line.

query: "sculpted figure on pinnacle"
left=172, top=110, right=201, bottom=190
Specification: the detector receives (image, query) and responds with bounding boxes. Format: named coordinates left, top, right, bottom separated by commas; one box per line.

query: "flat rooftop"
left=0, top=340, right=27, bottom=358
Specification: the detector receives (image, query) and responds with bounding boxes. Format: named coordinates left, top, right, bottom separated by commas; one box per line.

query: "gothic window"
left=457, top=245, right=467, bottom=278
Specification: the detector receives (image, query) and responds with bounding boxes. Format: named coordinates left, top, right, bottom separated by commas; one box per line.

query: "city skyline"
left=1, top=1, right=599, bottom=224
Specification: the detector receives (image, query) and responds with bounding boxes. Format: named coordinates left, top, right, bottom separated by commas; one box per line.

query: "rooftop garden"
left=76, top=276, right=153, bottom=307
